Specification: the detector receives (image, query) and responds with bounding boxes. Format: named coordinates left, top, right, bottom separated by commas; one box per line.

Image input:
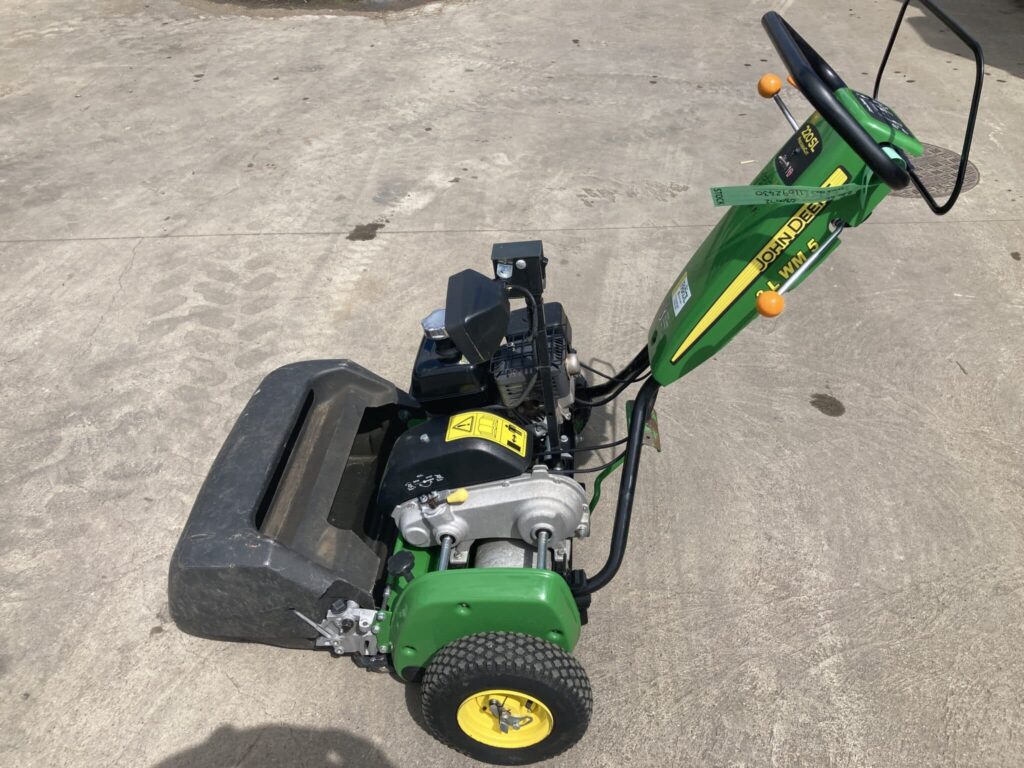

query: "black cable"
left=579, top=361, right=641, bottom=383
left=578, top=347, right=649, bottom=400
left=536, top=435, right=629, bottom=457
left=551, top=449, right=627, bottom=475
left=506, top=285, right=538, bottom=337
left=500, top=285, right=540, bottom=408
left=574, top=387, right=630, bottom=408
left=576, top=377, right=638, bottom=407
left=574, top=368, right=651, bottom=407
left=506, top=283, right=562, bottom=462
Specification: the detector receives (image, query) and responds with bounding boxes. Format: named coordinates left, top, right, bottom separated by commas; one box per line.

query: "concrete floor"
left=2, top=0, right=1023, bottom=765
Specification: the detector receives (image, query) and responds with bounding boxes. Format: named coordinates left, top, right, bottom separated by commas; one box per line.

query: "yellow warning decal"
left=444, top=411, right=528, bottom=457
left=671, top=166, right=849, bottom=364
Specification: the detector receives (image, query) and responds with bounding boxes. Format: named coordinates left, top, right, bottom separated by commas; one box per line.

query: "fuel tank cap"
left=420, top=308, right=449, bottom=340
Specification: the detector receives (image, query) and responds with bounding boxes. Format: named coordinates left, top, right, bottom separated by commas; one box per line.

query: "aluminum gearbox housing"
left=391, top=466, right=589, bottom=549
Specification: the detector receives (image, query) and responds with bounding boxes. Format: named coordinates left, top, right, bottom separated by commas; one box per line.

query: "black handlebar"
left=873, top=0, right=984, bottom=214
left=761, top=12, right=911, bottom=190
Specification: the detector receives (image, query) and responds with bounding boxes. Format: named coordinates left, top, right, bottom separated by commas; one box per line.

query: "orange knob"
left=757, top=73, right=783, bottom=99
left=756, top=290, right=785, bottom=317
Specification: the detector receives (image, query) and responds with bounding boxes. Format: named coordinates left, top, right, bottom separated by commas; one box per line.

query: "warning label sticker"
left=444, top=411, right=528, bottom=457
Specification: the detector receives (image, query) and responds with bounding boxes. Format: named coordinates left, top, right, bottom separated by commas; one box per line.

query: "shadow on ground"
left=152, top=724, right=396, bottom=768
left=887, top=0, right=1024, bottom=81
left=403, top=680, right=428, bottom=732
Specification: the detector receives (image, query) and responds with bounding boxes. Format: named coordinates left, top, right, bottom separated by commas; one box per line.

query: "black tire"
left=421, top=632, right=592, bottom=765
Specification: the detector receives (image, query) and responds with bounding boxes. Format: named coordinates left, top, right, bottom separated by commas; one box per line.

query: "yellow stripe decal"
left=671, top=167, right=849, bottom=364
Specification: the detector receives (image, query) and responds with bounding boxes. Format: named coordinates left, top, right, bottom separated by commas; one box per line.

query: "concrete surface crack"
left=86, top=237, right=142, bottom=343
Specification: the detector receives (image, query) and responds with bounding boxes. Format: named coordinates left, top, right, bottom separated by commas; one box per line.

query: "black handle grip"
left=762, top=11, right=911, bottom=190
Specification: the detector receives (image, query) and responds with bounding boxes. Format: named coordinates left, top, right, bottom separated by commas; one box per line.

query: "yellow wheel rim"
left=456, top=689, right=554, bottom=749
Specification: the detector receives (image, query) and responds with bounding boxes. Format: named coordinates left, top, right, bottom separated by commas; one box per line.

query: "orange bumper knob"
left=756, top=290, right=785, bottom=317
left=757, top=73, right=782, bottom=98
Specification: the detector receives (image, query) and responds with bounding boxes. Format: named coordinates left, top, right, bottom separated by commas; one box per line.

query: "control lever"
left=756, top=220, right=846, bottom=318
left=757, top=73, right=800, bottom=131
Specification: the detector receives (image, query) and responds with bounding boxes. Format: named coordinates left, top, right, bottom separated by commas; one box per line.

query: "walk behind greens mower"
left=169, top=2, right=982, bottom=763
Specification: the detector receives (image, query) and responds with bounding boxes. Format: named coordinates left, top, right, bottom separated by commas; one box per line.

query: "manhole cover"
left=890, top=142, right=980, bottom=198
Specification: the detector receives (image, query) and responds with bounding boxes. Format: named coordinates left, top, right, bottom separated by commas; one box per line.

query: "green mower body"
left=168, top=2, right=983, bottom=763
left=648, top=96, right=922, bottom=386
left=364, top=86, right=928, bottom=682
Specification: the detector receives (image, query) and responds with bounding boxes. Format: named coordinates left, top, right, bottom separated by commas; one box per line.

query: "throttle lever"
left=755, top=219, right=847, bottom=318
left=757, top=73, right=799, bottom=132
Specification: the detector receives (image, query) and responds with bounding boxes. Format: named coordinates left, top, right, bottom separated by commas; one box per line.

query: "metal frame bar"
left=778, top=220, right=845, bottom=296
left=573, top=376, right=661, bottom=596
left=873, top=0, right=984, bottom=215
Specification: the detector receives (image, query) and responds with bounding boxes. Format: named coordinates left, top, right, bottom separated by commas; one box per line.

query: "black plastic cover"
left=168, top=360, right=419, bottom=648
left=376, top=410, right=532, bottom=512
left=444, top=270, right=510, bottom=365
left=506, top=301, right=570, bottom=341
left=409, top=337, right=495, bottom=414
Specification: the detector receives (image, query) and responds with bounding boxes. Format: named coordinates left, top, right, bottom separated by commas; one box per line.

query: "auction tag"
left=709, top=183, right=868, bottom=207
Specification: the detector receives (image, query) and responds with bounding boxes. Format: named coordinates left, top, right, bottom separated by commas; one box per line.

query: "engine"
left=377, top=240, right=590, bottom=576
left=410, top=302, right=578, bottom=421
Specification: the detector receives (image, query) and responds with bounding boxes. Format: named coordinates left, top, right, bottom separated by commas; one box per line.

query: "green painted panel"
left=387, top=568, right=582, bottom=678
left=647, top=110, right=905, bottom=386
left=835, top=88, right=924, bottom=157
